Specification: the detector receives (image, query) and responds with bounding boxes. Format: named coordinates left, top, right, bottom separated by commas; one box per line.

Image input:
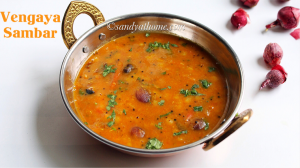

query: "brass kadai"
left=59, top=0, right=253, bottom=157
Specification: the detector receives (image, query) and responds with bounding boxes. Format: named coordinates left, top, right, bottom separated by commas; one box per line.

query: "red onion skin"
left=260, top=65, right=287, bottom=90
left=290, top=28, right=300, bottom=40
left=240, top=0, right=259, bottom=7
left=231, top=8, right=249, bottom=29
left=266, top=6, right=300, bottom=29
left=263, top=43, right=283, bottom=67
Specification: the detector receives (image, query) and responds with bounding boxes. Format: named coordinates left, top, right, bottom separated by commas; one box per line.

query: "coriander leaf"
left=200, top=80, right=212, bottom=89
left=103, top=64, right=116, bottom=77
left=146, top=47, right=152, bottom=53
left=84, top=122, right=88, bottom=125
left=180, top=89, right=190, bottom=97
left=160, top=88, right=167, bottom=91
left=158, top=100, right=165, bottom=106
left=137, top=77, right=141, bottom=81
left=160, top=111, right=172, bottom=118
left=162, top=71, right=166, bottom=75
left=168, top=86, right=171, bottom=89
left=114, top=90, right=117, bottom=94
left=204, top=122, right=209, bottom=130
left=106, top=93, right=118, bottom=111
left=107, top=121, right=114, bottom=127
left=145, top=33, right=150, bottom=37
left=193, top=106, right=203, bottom=112
left=123, top=109, right=126, bottom=115
left=127, top=59, right=131, bottom=62
left=173, top=130, right=188, bottom=136
left=145, top=138, right=163, bottom=149
left=208, top=67, right=216, bottom=72
left=107, top=94, right=117, bottom=99
left=111, top=127, right=116, bottom=131
left=171, top=44, right=178, bottom=47
left=79, top=89, right=85, bottom=95
left=155, top=122, right=162, bottom=129
left=146, top=41, right=172, bottom=53
left=235, top=113, right=239, bottom=118
left=107, top=110, right=116, bottom=120
left=129, top=48, right=132, bottom=52
left=191, top=84, right=199, bottom=89
left=165, top=42, right=170, bottom=50
left=190, top=88, right=198, bottom=95
left=182, top=43, right=187, bottom=47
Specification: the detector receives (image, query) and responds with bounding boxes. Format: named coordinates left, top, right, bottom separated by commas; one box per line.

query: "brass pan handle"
left=202, top=109, right=253, bottom=151
left=62, top=1, right=105, bottom=49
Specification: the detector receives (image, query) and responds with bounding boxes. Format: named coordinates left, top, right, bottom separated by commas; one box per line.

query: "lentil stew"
left=73, top=32, right=228, bottom=149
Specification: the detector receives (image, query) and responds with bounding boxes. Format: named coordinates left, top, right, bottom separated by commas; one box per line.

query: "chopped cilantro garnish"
left=145, top=33, right=150, bottom=37
left=95, top=102, right=98, bottom=105
left=180, top=89, right=190, bottom=97
left=208, top=67, right=216, bottom=72
left=146, top=47, right=152, bottom=52
left=103, top=64, right=116, bottom=77
left=155, top=122, right=162, bottom=129
left=182, top=43, right=187, bottom=47
left=123, top=109, right=126, bottom=115
left=171, top=44, right=178, bottom=47
left=107, top=110, right=116, bottom=120
left=160, top=88, right=167, bottom=91
left=193, top=106, right=203, bottom=112
left=127, top=59, right=131, bottom=62
left=180, top=88, right=204, bottom=97
left=162, top=71, right=166, bottom=75
left=146, top=41, right=171, bottom=53
left=168, top=86, right=171, bottom=89
left=235, top=113, right=239, bottom=118
left=160, top=111, right=172, bottom=118
left=107, top=110, right=116, bottom=127
left=118, top=80, right=125, bottom=84
left=145, top=138, right=163, bottom=149
left=173, top=130, right=188, bottom=136
left=158, top=100, right=165, bottom=106
left=129, top=48, right=132, bottom=52
left=191, top=84, right=199, bottom=89
left=107, top=121, right=114, bottom=127
left=204, top=121, right=209, bottom=130
left=164, top=42, right=170, bottom=50
left=137, top=77, right=141, bottom=81
left=200, top=80, right=212, bottom=88
left=84, top=122, right=88, bottom=125
left=79, top=89, right=85, bottom=95
left=111, top=127, right=116, bottom=131
left=114, top=90, right=117, bottom=94
left=106, top=94, right=117, bottom=111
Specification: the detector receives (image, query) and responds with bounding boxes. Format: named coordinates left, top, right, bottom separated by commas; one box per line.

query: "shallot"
left=260, top=65, right=287, bottom=90
left=266, top=6, right=300, bottom=30
left=263, top=43, right=283, bottom=67
left=231, top=8, right=250, bottom=29
left=240, top=0, right=259, bottom=8
left=290, top=28, right=300, bottom=40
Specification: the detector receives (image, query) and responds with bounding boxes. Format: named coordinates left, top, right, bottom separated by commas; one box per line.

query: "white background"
left=0, top=0, right=299, bottom=167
